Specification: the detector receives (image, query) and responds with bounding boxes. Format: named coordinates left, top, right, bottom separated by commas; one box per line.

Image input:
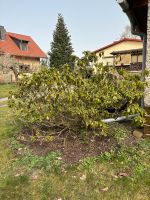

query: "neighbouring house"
left=116, top=0, right=150, bottom=135
left=111, top=48, right=143, bottom=71
left=0, top=26, right=47, bottom=83
left=92, top=38, right=143, bottom=71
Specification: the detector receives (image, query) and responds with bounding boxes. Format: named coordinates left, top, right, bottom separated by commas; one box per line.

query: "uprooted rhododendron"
left=9, top=52, right=146, bottom=137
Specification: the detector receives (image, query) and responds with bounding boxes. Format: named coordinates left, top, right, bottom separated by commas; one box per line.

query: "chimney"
left=0, top=26, right=6, bottom=40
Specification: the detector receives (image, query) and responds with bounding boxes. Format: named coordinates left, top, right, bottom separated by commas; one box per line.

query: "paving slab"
left=0, top=97, right=8, bottom=102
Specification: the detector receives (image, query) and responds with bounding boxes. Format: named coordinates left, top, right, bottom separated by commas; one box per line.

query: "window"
left=25, top=65, right=30, bottom=72
left=19, top=65, right=30, bottom=72
left=12, top=38, right=28, bottom=51
left=20, top=41, right=28, bottom=51
left=19, top=65, right=23, bottom=71
left=13, top=38, right=21, bottom=49
left=106, top=62, right=112, bottom=66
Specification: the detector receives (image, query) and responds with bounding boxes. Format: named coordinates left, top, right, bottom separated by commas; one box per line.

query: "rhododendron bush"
left=9, top=53, right=146, bottom=136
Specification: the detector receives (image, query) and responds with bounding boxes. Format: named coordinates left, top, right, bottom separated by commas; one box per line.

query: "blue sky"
left=1, top=0, right=129, bottom=56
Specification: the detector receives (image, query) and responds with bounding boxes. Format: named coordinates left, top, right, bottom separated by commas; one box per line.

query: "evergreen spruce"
left=49, top=14, right=74, bottom=67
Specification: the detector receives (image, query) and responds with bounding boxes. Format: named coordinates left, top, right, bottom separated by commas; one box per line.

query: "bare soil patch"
left=16, top=123, right=137, bottom=165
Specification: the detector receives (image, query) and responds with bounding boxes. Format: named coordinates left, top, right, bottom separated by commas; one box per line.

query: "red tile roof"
left=0, top=32, right=47, bottom=58
left=92, top=38, right=143, bottom=53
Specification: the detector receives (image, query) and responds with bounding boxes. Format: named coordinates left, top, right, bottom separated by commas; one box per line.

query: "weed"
left=14, top=149, right=63, bottom=172
left=100, top=149, right=115, bottom=161
left=108, top=122, right=130, bottom=144
left=10, top=137, right=24, bottom=151
left=78, top=157, right=97, bottom=170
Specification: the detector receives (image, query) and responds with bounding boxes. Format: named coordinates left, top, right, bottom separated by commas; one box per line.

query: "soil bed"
left=16, top=123, right=137, bottom=165
left=30, top=136, right=115, bottom=165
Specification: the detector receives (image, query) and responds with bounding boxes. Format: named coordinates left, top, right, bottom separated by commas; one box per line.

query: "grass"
left=0, top=106, right=150, bottom=200
left=0, top=83, right=17, bottom=98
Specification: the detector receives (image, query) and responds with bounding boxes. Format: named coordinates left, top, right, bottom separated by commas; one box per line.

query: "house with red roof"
left=0, top=26, right=47, bottom=82
left=93, top=38, right=143, bottom=71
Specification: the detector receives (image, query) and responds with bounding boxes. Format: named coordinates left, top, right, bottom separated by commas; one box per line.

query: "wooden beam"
left=131, top=0, right=148, bottom=8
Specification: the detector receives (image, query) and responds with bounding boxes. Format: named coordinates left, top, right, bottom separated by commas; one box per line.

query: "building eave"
left=111, top=48, right=143, bottom=55
left=116, top=0, right=148, bottom=36
left=92, top=38, right=142, bottom=54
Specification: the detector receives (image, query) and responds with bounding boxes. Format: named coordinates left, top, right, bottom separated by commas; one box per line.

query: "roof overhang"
left=116, top=0, right=148, bottom=36
left=92, top=38, right=142, bottom=54
left=111, top=48, right=143, bottom=55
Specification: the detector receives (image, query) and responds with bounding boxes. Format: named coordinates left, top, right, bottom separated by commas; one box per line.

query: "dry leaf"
left=112, top=174, right=119, bottom=180
left=80, top=174, right=86, bottom=181
left=100, top=187, right=109, bottom=192
left=118, top=172, right=129, bottom=177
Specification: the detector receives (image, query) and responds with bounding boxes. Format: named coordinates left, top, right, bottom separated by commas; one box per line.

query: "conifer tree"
left=49, top=14, right=74, bottom=67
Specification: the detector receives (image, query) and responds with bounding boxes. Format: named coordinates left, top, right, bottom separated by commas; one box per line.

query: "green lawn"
left=0, top=83, right=17, bottom=98
left=0, top=106, right=150, bottom=200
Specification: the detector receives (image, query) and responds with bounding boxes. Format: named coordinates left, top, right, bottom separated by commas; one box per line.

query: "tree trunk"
left=10, top=66, right=18, bottom=81
left=13, top=70, right=18, bottom=81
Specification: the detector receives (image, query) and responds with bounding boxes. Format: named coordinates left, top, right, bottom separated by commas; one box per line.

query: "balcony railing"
left=117, top=62, right=142, bottom=71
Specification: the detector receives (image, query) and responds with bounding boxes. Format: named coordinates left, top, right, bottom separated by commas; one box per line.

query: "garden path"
left=0, top=97, right=8, bottom=102
left=0, top=97, right=8, bottom=108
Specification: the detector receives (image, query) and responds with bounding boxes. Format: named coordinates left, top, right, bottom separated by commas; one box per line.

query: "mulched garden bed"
left=16, top=122, right=137, bottom=165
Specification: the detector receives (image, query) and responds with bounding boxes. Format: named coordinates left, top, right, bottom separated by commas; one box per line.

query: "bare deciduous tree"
left=120, top=25, right=140, bottom=39
left=0, top=54, right=19, bottom=81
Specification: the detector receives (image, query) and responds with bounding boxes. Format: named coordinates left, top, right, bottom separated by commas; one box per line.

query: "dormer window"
left=12, top=38, right=28, bottom=51
left=20, top=41, right=28, bottom=51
